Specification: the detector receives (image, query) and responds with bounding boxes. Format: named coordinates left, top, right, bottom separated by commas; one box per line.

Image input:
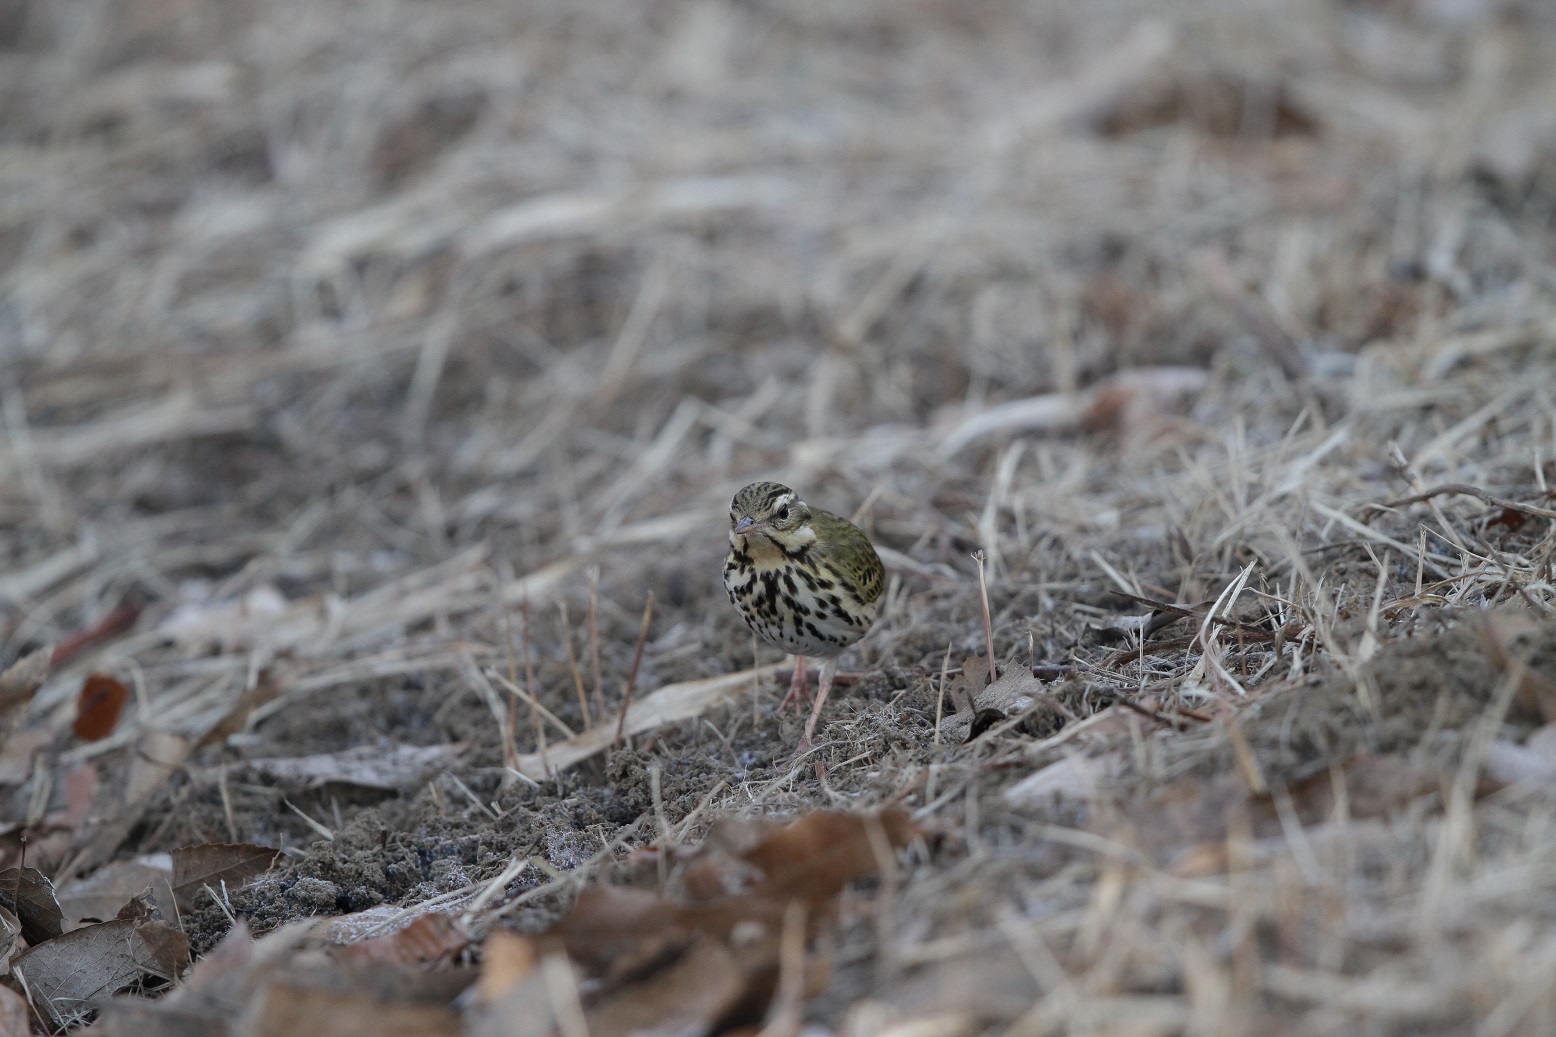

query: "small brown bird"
left=723, top=481, right=884, bottom=749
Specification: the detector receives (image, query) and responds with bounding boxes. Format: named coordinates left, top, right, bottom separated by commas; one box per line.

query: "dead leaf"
left=585, top=936, right=752, bottom=1037
left=195, top=671, right=285, bottom=748
left=240, top=981, right=461, bottom=1037
left=939, top=667, right=1068, bottom=744
left=88, top=920, right=307, bottom=1035
left=546, top=885, right=698, bottom=977
left=0, top=985, right=28, bottom=1037
left=740, top=809, right=921, bottom=904
left=73, top=674, right=129, bottom=742
left=72, top=732, right=193, bottom=873
left=217, top=743, right=464, bottom=791
left=11, top=918, right=181, bottom=1027
left=0, top=867, right=65, bottom=944
left=336, top=913, right=469, bottom=969
left=133, top=919, right=190, bottom=979
left=475, top=930, right=537, bottom=1002
left=468, top=934, right=551, bottom=1037
left=56, top=856, right=175, bottom=929
left=525, top=810, right=917, bottom=1037
left=170, top=842, right=280, bottom=912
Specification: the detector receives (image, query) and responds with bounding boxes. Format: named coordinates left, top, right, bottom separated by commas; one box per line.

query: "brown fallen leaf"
left=11, top=918, right=183, bottom=1027
left=74, top=674, right=129, bottom=742
left=170, top=842, right=281, bottom=912
left=56, top=856, right=176, bottom=929
left=0, top=866, right=66, bottom=945
left=468, top=934, right=551, bottom=1037
left=195, top=671, right=285, bottom=749
left=69, top=731, right=194, bottom=874
left=518, top=810, right=918, bottom=1037
left=546, top=884, right=707, bottom=982
left=475, top=930, right=538, bottom=1005
left=86, top=919, right=286, bottom=1035
left=741, top=808, right=921, bottom=904
left=240, top=981, right=462, bottom=1037
left=336, top=913, right=469, bottom=969
left=134, top=920, right=191, bottom=980
left=584, top=936, right=753, bottom=1037
left=0, top=985, right=28, bottom=1037
left=939, top=667, right=1070, bottom=744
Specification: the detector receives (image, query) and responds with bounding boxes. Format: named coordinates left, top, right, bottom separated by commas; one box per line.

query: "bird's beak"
left=733, top=516, right=757, bottom=535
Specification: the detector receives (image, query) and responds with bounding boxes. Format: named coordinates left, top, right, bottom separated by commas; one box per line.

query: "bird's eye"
left=775, top=505, right=790, bottom=521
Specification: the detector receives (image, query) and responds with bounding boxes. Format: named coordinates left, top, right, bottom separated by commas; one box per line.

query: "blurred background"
left=1, top=0, right=1554, bottom=708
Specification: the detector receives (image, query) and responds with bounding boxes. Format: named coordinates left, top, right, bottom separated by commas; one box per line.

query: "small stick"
left=587, top=567, right=604, bottom=724
left=614, top=592, right=655, bottom=750
left=974, top=551, right=997, bottom=686
left=558, top=603, right=593, bottom=729
left=497, top=582, right=522, bottom=773
left=522, top=597, right=549, bottom=778
left=934, top=641, right=952, bottom=747
left=1373, top=482, right=1556, bottom=521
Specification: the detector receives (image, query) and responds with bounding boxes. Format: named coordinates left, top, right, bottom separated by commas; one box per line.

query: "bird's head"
left=729, top=481, right=816, bottom=555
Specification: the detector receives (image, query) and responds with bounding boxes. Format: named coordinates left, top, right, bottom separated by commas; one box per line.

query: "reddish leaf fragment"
left=170, top=842, right=280, bottom=912
left=0, top=866, right=65, bottom=945
left=338, top=913, right=469, bottom=969
left=74, top=674, right=129, bottom=741
left=1488, top=506, right=1529, bottom=532
left=51, top=603, right=140, bottom=668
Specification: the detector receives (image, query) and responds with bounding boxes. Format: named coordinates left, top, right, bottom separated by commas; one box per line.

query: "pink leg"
left=800, top=657, right=838, bottom=750
left=777, top=655, right=808, bottom=713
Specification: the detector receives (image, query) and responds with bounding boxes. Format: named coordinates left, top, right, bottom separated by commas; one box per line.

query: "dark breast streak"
left=723, top=548, right=877, bottom=658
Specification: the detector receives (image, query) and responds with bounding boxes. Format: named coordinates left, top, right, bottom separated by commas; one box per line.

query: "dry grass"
left=4, top=0, right=1556, bottom=1032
